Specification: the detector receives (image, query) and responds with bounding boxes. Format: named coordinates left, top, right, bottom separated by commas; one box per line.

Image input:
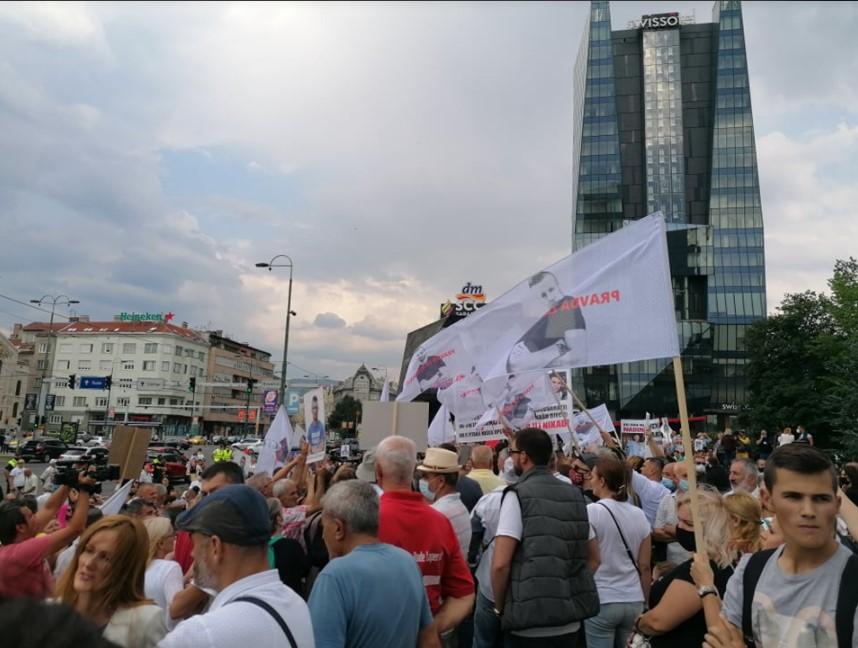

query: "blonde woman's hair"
left=55, top=515, right=149, bottom=615
left=676, top=485, right=736, bottom=569
left=142, top=516, right=174, bottom=564
left=724, top=491, right=763, bottom=554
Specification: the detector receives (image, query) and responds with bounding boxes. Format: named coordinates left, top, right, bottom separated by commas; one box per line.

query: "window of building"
left=157, top=398, right=166, bottom=405
left=162, top=361, right=171, bottom=372
left=175, top=346, right=183, bottom=357
left=12, top=402, right=18, bottom=417
left=117, top=397, right=130, bottom=407
left=102, top=343, right=113, bottom=354
left=197, top=351, right=205, bottom=360
left=143, top=361, right=156, bottom=371
left=37, top=359, right=48, bottom=370
left=38, top=343, right=49, bottom=354
left=170, top=398, right=181, bottom=406
left=183, top=364, right=188, bottom=374
left=56, top=360, right=70, bottom=370
left=15, top=380, right=21, bottom=396
left=100, top=360, right=112, bottom=371
left=80, top=344, right=93, bottom=353
left=49, top=415, right=62, bottom=424
left=139, top=397, right=152, bottom=405
left=60, top=343, right=73, bottom=353
left=161, top=345, right=173, bottom=355
left=122, top=343, right=136, bottom=354
left=184, top=348, right=194, bottom=358
left=173, top=363, right=182, bottom=374
left=54, top=396, right=65, bottom=407
left=144, top=343, right=158, bottom=354
left=122, top=361, right=134, bottom=371
left=119, top=378, right=133, bottom=389
left=95, top=397, right=108, bottom=407
left=73, top=396, right=87, bottom=407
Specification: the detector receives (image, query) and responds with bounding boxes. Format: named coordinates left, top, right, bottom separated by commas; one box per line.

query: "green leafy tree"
left=328, top=395, right=362, bottom=436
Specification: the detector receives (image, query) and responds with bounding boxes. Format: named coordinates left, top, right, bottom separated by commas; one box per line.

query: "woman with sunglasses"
left=55, top=515, right=167, bottom=647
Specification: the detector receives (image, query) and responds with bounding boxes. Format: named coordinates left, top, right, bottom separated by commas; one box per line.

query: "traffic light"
left=246, top=377, right=257, bottom=394
left=68, top=374, right=76, bottom=389
left=189, top=376, right=196, bottom=393
left=104, top=375, right=112, bottom=390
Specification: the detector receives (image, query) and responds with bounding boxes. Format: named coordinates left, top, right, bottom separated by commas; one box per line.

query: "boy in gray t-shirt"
left=723, top=543, right=858, bottom=648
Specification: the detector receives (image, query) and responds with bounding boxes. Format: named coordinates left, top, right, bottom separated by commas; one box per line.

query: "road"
left=21, top=445, right=220, bottom=498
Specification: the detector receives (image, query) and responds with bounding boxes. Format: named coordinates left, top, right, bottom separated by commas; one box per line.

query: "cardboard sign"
left=360, top=401, right=430, bottom=450
left=108, top=426, right=153, bottom=481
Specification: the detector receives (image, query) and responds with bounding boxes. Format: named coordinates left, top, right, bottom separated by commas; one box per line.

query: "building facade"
left=332, top=364, right=393, bottom=405
left=0, top=331, right=33, bottom=438
left=202, top=332, right=276, bottom=437
left=571, top=0, right=765, bottom=427
left=38, top=320, right=210, bottom=436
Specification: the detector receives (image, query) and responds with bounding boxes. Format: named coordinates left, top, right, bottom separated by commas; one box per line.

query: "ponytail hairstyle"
left=594, top=453, right=629, bottom=502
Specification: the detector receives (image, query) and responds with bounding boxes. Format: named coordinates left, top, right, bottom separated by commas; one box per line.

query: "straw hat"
left=417, top=448, right=460, bottom=474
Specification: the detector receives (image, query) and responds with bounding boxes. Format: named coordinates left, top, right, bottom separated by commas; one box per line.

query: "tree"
left=327, top=396, right=362, bottom=436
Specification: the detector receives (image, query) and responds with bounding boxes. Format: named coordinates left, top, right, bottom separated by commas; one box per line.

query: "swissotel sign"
left=641, top=13, right=679, bottom=29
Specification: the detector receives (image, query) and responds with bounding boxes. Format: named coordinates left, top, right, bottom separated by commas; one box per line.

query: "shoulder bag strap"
left=231, top=596, right=297, bottom=648
left=835, top=553, right=858, bottom=648
left=741, top=548, right=777, bottom=647
left=597, top=501, right=638, bottom=571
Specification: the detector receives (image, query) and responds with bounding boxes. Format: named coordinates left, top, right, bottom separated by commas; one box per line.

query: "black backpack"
left=742, top=547, right=858, bottom=648
left=303, top=509, right=329, bottom=569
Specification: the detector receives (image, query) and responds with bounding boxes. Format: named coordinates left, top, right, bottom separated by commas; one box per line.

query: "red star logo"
left=164, top=312, right=175, bottom=322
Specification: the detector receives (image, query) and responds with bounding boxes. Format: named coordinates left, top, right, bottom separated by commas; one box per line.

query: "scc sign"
left=440, top=282, right=486, bottom=322
left=641, top=13, right=679, bottom=29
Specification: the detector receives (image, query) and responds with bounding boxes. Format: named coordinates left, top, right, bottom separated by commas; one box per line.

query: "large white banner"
left=303, top=388, right=326, bottom=464
left=456, top=402, right=573, bottom=444
left=398, top=214, right=679, bottom=407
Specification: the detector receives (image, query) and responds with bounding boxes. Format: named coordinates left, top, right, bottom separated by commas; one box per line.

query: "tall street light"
left=30, top=294, right=79, bottom=430
left=256, top=255, right=295, bottom=408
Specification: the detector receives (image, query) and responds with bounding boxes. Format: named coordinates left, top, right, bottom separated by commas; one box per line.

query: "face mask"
left=676, top=526, right=696, bottom=552
left=419, top=479, right=435, bottom=502
left=661, top=478, right=676, bottom=492
left=678, top=479, right=689, bottom=492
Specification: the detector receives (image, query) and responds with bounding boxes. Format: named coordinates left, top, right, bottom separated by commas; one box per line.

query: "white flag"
left=398, top=214, right=679, bottom=403
left=572, top=403, right=616, bottom=448
left=257, top=405, right=300, bottom=475
left=99, top=478, right=133, bottom=517
left=379, top=379, right=390, bottom=402
left=428, top=405, right=455, bottom=447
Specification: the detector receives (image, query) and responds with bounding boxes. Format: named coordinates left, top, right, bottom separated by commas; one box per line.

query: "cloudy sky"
left=0, top=1, right=855, bottom=381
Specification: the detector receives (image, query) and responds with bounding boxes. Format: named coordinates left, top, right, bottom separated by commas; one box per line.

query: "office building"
left=571, top=0, right=765, bottom=426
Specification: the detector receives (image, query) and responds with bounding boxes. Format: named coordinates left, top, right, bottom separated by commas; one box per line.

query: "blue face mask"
left=662, top=478, right=676, bottom=492
left=678, top=479, right=689, bottom=492
left=419, top=479, right=435, bottom=502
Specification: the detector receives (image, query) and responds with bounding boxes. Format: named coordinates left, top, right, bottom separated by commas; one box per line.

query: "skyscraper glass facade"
left=571, top=0, right=765, bottom=426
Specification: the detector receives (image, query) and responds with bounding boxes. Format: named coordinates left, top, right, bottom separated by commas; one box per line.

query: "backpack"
left=303, top=509, right=329, bottom=569
left=741, top=547, right=858, bottom=648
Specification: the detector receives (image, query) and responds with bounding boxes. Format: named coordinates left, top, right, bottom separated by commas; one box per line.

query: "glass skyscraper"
left=571, top=0, right=765, bottom=428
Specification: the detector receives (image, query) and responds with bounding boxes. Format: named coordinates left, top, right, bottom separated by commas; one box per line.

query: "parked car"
left=19, top=438, right=69, bottom=462
left=147, top=447, right=188, bottom=484
left=231, top=438, right=263, bottom=453
left=227, top=435, right=242, bottom=444
left=163, top=436, right=192, bottom=451
left=56, top=446, right=111, bottom=480
left=58, top=447, right=89, bottom=463
left=188, top=435, right=207, bottom=446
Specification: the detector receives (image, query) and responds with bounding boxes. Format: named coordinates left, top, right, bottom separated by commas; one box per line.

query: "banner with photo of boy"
left=571, top=403, right=615, bottom=449
left=303, top=388, right=327, bottom=464
left=397, top=213, right=679, bottom=406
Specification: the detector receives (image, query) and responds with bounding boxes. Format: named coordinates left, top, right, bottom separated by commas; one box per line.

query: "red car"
left=146, top=447, right=188, bottom=484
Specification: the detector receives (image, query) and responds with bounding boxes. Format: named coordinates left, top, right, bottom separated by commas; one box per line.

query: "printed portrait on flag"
left=506, top=271, right=587, bottom=373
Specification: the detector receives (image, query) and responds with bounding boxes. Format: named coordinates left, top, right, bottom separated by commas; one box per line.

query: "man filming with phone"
left=0, top=469, right=97, bottom=599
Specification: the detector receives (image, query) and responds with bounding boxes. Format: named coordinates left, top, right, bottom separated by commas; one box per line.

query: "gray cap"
left=356, top=447, right=377, bottom=483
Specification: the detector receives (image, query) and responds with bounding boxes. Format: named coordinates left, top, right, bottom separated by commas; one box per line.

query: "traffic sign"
left=80, top=376, right=108, bottom=390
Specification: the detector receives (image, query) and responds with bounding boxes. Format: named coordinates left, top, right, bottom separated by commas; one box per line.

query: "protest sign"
left=360, top=401, right=430, bottom=450
left=107, top=426, right=152, bottom=481
left=303, top=388, right=326, bottom=464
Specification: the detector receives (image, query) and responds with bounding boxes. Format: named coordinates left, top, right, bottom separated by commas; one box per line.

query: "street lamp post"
left=30, top=294, right=80, bottom=431
left=255, top=255, right=295, bottom=409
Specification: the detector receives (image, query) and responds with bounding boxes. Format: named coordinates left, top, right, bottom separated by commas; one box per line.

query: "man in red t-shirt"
left=0, top=472, right=95, bottom=599
left=376, top=436, right=474, bottom=636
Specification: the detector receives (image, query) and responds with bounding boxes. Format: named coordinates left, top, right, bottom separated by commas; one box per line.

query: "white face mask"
left=503, top=457, right=518, bottom=483
left=419, top=479, right=436, bottom=502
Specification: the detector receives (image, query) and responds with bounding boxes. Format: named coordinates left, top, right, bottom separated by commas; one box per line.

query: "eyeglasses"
left=508, top=449, right=523, bottom=455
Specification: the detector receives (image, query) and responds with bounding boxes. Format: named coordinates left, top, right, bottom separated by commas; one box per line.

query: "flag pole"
left=672, top=356, right=705, bottom=552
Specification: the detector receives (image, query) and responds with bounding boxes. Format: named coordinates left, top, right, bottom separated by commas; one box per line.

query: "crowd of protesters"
left=1, top=420, right=857, bottom=648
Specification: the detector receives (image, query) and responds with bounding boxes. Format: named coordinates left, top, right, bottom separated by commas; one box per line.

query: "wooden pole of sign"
left=672, top=356, right=705, bottom=553
left=569, top=388, right=622, bottom=449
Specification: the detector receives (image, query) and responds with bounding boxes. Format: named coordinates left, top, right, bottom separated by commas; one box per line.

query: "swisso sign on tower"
left=397, top=213, right=680, bottom=441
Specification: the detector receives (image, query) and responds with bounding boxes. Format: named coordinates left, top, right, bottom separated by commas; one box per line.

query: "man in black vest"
left=490, top=428, right=599, bottom=647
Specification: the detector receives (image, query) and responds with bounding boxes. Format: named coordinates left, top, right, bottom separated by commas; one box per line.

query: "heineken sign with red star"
left=113, top=311, right=176, bottom=323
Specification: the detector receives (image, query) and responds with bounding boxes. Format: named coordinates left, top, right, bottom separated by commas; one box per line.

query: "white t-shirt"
left=145, top=559, right=184, bottom=628
left=472, top=486, right=506, bottom=602
left=587, top=499, right=650, bottom=603
left=432, top=493, right=472, bottom=558
left=496, top=490, right=581, bottom=637
left=653, top=493, right=690, bottom=564
left=11, top=466, right=24, bottom=488
left=778, top=432, right=795, bottom=446
left=630, top=470, right=669, bottom=528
